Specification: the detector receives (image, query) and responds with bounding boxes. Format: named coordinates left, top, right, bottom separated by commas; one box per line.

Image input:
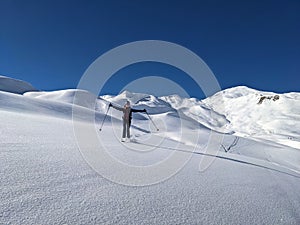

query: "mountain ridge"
left=0, top=75, right=299, bottom=149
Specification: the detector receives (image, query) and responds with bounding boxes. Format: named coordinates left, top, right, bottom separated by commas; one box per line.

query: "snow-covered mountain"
left=203, top=86, right=300, bottom=149
left=1, top=76, right=300, bottom=224
left=0, top=75, right=37, bottom=94
left=0, top=76, right=300, bottom=149
left=1, top=75, right=299, bottom=152
left=1, top=75, right=299, bottom=149
left=102, top=87, right=300, bottom=150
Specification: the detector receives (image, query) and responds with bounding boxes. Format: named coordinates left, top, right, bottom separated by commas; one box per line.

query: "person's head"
left=125, top=100, right=130, bottom=107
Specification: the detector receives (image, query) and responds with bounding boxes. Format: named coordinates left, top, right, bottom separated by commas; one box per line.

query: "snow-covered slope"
left=101, top=89, right=300, bottom=171
left=104, top=88, right=300, bottom=150
left=0, top=75, right=37, bottom=94
left=203, top=86, right=300, bottom=149
left=25, top=89, right=100, bottom=109
left=161, top=95, right=231, bottom=134
left=1, top=77, right=300, bottom=224
left=0, top=89, right=106, bottom=123
left=0, top=76, right=299, bottom=150
left=1, top=109, right=299, bottom=224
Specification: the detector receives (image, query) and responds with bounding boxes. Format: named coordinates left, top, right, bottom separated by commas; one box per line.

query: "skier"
left=109, top=100, right=146, bottom=142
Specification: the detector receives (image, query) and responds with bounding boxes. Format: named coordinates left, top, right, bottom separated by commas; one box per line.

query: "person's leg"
left=122, top=119, right=126, bottom=138
left=126, top=120, right=130, bottom=138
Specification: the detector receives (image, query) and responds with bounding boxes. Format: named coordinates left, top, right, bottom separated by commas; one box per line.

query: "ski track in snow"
left=1, top=76, right=300, bottom=224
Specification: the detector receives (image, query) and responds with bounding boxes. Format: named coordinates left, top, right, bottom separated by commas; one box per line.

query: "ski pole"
left=99, top=105, right=110, bottom=131
left=146, top=111, right=159, bottom=131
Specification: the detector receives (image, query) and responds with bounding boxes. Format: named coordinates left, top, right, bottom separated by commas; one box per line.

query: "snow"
left=1, top=78, right=300, bottom=224
left=25, top=89, right=100, bottom=109
left=0, top=75, right=37, bottom=94
left=203, top=86, right=300, bottom=149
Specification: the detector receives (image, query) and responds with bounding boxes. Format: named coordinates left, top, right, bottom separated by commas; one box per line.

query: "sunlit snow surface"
left=1, top=76, right=300, bottom=224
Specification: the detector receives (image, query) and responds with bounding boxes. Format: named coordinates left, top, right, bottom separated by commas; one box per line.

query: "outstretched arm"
left=131, top=108, right=147, bottom=113
left=109, top=103, right=123, bottom=111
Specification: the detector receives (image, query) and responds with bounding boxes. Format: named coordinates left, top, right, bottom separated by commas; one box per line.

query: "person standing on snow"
left=109, top=100, right=146, bottom=141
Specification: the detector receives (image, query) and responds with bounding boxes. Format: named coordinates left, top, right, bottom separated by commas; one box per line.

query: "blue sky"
left=1, top=0, right=299, bottom=99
